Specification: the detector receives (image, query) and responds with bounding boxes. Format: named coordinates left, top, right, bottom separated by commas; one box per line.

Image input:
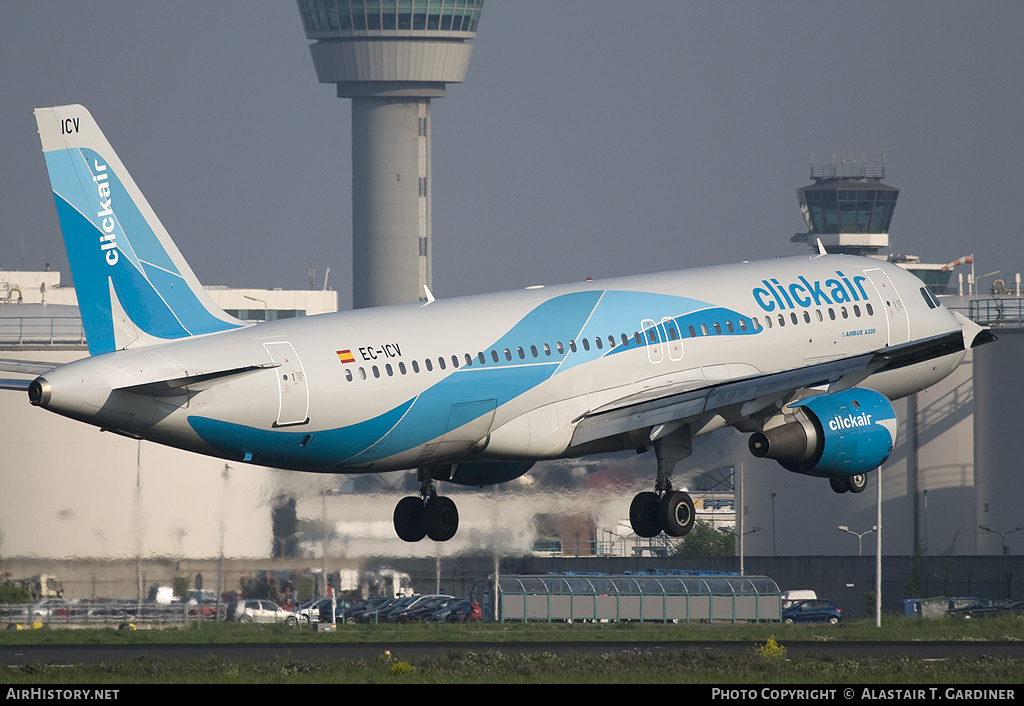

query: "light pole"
left=837, top=525, right=877, bottom=556
left=979, top=525, right=1024, bottom=556
left=720, top=526, right=761, bottom=576
left=770, top=492, right=777, bottom=557
left=243, top=295, right=268, bottom=322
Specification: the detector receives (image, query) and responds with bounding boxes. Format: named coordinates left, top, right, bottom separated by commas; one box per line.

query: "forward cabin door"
left=864, top=268, right=910, bottom=346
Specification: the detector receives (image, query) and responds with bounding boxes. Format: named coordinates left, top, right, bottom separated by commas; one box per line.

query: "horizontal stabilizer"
left=117, top=363, right=278, bottom=396
left=0, top=358, right=63, bottom=376
left=0, top=379, right=33, bottom=392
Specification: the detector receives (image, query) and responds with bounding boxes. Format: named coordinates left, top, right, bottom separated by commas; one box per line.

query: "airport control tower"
left=296, top=0, right=483, bottom=308
left=791, top=154, right=899, bottom=258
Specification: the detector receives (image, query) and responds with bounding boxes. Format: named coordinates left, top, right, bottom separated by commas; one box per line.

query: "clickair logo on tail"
left=91, top=159, right=118, bottom=266
left=751, top=272, right=869, bottom=312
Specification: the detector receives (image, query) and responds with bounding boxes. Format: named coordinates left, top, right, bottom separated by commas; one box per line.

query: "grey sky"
left=1, top=2, right=1022, bottom=310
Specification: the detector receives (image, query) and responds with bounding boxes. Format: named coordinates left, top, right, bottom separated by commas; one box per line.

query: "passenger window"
left=582, top=339, right=590, bottom=351
left=557, top=342, right=565, bottom=354
left=595, top=337, right=603, bottom=350
left=688, top=325, right=696, bottom=337
left=399, top=362, right=407, bottom=374
left=701, top=323, right=709, bottom=335
left=465, top=353, right=473, bottom=366
left=451, top=355, right=460, bottom=368
left=412, top=360, right=420, bottom=373
left=531, top=345, right=539, bottom=357
left=608, top=335, right=616, bottom=348
left=517, top=347, right=525, bottom=359
left=438, top=357, right=446, bottom=370
left=425, top=359, right=433, bottom=372
left=359, top=367, right=367, bottom=380
left=841, top=307, right=848, bottom=319
left=790, top=312, right=798, bottom=325
left=778, top=314, right=785, bottom=327
left=815, top=310, right=823, bottom=322
left=372, top=365, right=380, bottom=378
left=828, top=308, right=836, bottom=320
left=764, top=316, right=772, bottom=329
left=634, top=332, right=643, bottom=345
left=866, top=303, right=874, bottom=316
left=491, top=350, right=499, bottom=363
left=344, top=369, right=353, bottom=382
left=621, top=334, right=630, bottom=346
left=478, top=352, right=486, bottom=364
left=751, top=318, right=760, bottom=331
left=569, top=340, right=578, bottom=353
left=385, top=364, right=393, bottom=376
left=713, top=322, right=722, bottom=334
left=544, top=343, right=552, bottom=355
left=803, top=311, right=810, bottom=323
left=853, top=305, right=861, bottom=317
left=504, top=348, right=512, bottom=361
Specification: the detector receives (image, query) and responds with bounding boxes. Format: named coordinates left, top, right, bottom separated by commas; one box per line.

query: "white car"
left=235, top=599, right=298, bottom=625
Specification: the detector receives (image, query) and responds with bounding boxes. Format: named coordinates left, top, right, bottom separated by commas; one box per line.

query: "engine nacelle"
left=748, top=388, right=897, bottom=478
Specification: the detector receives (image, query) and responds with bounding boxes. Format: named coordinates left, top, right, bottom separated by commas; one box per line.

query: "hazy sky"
left=1, top=1, right=1022, bottom=309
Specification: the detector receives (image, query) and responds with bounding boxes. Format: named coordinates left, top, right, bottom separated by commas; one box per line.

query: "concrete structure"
left=791, top=155, right=898, bottom=257
left=296, top=0, right=483, bottom=308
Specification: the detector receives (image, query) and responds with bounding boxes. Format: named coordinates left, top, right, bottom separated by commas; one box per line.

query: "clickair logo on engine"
left=752, top=272, right=868, bottom=312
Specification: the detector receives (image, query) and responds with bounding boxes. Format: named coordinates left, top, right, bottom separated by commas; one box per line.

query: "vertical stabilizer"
left=34, top=105, right=243, bottom=355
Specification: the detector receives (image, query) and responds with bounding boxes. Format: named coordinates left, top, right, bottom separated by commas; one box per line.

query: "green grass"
left=3, top=617, right=1024, bottom=684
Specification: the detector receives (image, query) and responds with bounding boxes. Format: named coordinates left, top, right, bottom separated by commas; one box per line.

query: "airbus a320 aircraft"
left=0, top=105, right=995, bottom=542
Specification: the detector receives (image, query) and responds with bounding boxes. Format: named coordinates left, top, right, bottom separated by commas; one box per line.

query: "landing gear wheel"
left=424, top=496, right=459, bottom=542
left=629, top=492, right=662, bottom=538
left=846, top=474, right=868, bottom=494
left=394, top=496, right=426, bottom=542
left=660, top=490, right=695, bottom=537
left=829, top=477, right=849, bottom=494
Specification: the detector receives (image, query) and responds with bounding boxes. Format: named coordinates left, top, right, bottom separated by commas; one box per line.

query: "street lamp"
left=243, top=294, right=268, bottom=322
left=720, top=526, right=761, bottom=576
left=979, top=525, right=1024, bottom=556
left=837, top=525, right=877, bottom=556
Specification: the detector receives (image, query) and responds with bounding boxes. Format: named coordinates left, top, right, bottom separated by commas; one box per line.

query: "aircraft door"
left=641, top=319, right=664, bottom=364
left=263, top=341, right=310, bottom=427
left=864, top=268, right=910, bottom=346
left=662, top=317, right=684, bottom=361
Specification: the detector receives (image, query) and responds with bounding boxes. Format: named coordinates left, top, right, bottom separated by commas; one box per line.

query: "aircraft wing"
left=0, top=358, right=63, bottom=391
left=568, top=329, right=968, bottom=448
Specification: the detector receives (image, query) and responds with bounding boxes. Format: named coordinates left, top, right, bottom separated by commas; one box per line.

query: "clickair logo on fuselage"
left=751, top=272, right=869, bottom=312
left=91, top=159, right=118, bottom=266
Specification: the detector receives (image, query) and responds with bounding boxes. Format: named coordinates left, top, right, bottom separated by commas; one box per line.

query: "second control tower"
left=296, top=0, right=483, bottom=308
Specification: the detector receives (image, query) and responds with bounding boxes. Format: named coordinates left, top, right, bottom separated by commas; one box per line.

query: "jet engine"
left=748, top=388, right=897, bottom=478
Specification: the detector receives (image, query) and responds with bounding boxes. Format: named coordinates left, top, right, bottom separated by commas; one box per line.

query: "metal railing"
left=0, top=316, right=86, bottom=345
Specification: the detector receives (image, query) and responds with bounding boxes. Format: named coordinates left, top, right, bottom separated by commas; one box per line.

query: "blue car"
left=781, top=599, right=842, bottom=624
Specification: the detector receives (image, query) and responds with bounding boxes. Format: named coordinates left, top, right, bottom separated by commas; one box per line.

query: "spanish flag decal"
left=336, top=350, right=355, bottom=364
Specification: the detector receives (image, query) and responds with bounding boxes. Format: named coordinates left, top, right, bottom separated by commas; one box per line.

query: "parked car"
left=384, top=594, right=450, bottom=622
left=235, top=599, right=298, bottom=625
left=296, top=596, right=361, bottom=625
left=781, top=599, right=842, bottom=624
left=348, top=597, right=400, bottom=623
left=947, top=598, right=1020, bottom=619
left=389, top=596, right=456, bottom=623
left=427, top=597, right=483, bottom=623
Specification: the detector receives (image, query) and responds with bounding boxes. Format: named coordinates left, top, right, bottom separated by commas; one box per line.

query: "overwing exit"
left=0, top=105, right=995, bottom=543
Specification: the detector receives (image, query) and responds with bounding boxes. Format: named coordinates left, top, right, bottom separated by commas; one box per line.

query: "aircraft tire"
left=425, top=496, right=459, bottom=542
left=829, top=477, right=849, bottom=494
left=660, top=490, right=695, bottom=537
left=846, top=474, right=868, bottom=493
left=629, top=492, right=662, bottom=538
left=394, top=496, right=427, bottom=542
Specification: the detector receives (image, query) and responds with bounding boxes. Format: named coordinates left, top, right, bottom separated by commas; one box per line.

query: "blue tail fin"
left=34, top=105, right=243, bottom=355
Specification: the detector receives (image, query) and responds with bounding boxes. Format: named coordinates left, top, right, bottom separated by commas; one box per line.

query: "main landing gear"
left=829, top=474, right=868, bottom=494
left=393, top=468, right=459, bottom=542
left=629, top=487, right=696, bottom=538
left=628, top=427, right=696, bottom=538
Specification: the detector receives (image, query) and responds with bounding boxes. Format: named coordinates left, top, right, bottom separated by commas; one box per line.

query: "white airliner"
left=0, top=105, right=995, bottom=542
